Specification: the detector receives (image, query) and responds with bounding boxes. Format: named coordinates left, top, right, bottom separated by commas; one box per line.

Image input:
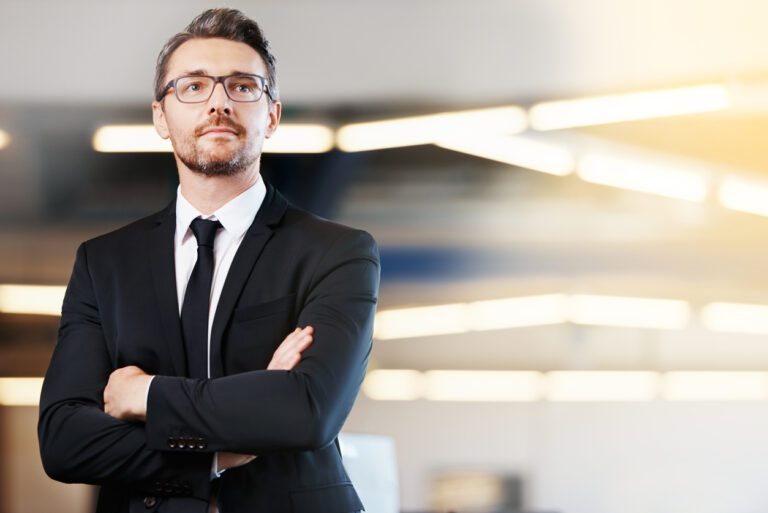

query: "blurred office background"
left=5, top=0, right=768, bottom=512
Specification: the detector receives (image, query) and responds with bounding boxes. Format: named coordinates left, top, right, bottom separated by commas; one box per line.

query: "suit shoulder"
left=80, top=205, right=168, bottom=253
left=282, top=203, right=377, bottom=249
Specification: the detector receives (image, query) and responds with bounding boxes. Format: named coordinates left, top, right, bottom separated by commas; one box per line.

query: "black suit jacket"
left=38, top=181, right=380, bottom=513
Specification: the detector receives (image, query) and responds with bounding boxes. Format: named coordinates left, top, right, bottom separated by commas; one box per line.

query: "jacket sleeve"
left=144, top=229, right=380, bottom=454
left=37, top=242, right=214, bottom=501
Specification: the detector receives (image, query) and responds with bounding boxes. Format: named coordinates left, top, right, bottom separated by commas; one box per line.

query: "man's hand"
left=267, top=325, right=314, bottom=370
left=103, top=365, right=153, bottom=422
left=218, top=326, right=315, bottom=472
left=217, top=451, right=257, bottom=472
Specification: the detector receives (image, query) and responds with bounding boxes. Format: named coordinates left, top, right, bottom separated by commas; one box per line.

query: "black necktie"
left=181, top=217, right=222, bottom=379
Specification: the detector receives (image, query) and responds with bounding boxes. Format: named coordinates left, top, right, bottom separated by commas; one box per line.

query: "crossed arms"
left=38, top=229, right=379, bottom=500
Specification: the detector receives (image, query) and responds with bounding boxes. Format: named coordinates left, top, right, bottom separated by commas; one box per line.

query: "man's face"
left=152, top=38, right=281, bottom=177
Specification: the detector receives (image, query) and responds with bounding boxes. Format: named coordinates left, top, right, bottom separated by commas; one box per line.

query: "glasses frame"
left=156, top=73, right=275, bottom=103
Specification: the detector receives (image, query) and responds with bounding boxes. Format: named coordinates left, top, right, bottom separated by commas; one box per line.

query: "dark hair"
left=154, top=8, right=279, bottom=102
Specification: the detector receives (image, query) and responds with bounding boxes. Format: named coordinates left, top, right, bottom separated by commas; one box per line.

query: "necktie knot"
left=190, top=217, right=222, bottom=248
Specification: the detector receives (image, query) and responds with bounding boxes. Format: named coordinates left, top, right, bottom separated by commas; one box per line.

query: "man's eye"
left=234, top=83, right=253, bottom=92
left=182, top=81, right=204, bottom=92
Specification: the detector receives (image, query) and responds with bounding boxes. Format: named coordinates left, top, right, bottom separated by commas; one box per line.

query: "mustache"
left=195, top=115, right=243, bottom=136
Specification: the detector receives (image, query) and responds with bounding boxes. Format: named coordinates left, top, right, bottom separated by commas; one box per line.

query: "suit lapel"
left=147, top=199, right=188, bottom=377
left=209, top=181, right=288, bottom=378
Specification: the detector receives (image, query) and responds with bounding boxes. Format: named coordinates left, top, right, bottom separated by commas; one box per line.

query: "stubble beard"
left=170, top=110, right=259, bottom=177
left=174, top=134, right=259, bottom=177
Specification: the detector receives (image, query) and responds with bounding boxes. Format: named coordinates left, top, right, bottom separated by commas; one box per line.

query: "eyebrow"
left=177, top=69, right=260, bottom=77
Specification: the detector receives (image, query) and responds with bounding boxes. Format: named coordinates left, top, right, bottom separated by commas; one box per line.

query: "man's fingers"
left=279, top=335, right=312, bottom=361
left=267, top=326, right=315, bottom=371
left=218, top=452, right=257, bottom=471
left=275, top=327, right=313, bottom=356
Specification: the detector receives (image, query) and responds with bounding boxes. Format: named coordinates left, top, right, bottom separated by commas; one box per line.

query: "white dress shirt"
left=145, top=175, right=266, bottom=483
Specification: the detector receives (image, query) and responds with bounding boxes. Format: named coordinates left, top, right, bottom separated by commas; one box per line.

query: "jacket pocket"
left=289, top=482, right=364, bottom=513
left=233, top=293, right=296, bottom=323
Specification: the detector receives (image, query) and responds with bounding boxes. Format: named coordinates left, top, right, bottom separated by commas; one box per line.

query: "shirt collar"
left=175, top=175, right=267, bottom=243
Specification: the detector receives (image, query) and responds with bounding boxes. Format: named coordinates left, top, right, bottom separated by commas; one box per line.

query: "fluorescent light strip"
left=577, top=153, right=709, bottom=202
left=0, top=284, right=66, bottom=316
left=93, top=125, right=171, bottom=152
left=718, top=175, right=768, bottom=217
left=262, top=124, right=334, bottom=153
left=375, top=294, right=690, bottom=340
left=529, top=84, right=731, bottom=131
left=436, top=135, right=575, bottom=176
left=364, top=370, right=768, bottom=402
left=0, top=129, right=9, bottom=150
left=0, top=378, right=43, bottom=406
left=467, top=294, right=568, bottom=331
left=92, top=123, right=334, bottom=153
left=700, top=302, right=768, bottom=334
left=374, top=295, right=568, bottom=340
left=568, top=294, right=691, bottom=330
left=546, top=371, right=659, bottom=402
left=362, top=369, right=424, bottom=401
left=374, top=303, right=470, bottom=340
left=337, top=107, right=528, bottom=152
left=423, top=370, right=542, bottom=402
left=663, top=372, right=768, bottom=401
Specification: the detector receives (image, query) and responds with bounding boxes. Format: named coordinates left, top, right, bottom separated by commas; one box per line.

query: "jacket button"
left=177, top=438, right=186, bottom=449
left=143, top=496, right=157, bottom=508
left=167, top=437, right=177, bottom=449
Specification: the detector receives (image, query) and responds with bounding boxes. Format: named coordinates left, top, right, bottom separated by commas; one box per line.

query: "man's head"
left=152, top=8, right=281, bottom=177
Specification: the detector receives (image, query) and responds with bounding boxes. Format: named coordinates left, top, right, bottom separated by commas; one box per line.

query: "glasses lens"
left=224, top=76, right=264, bottom=102
left=175, top=76, right=215, bottom=102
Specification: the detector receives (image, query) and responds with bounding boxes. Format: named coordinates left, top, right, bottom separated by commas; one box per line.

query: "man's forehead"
left=166, top=38, right=267, bottom=77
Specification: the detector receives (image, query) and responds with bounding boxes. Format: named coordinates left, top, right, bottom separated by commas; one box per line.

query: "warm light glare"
left=529, top=84, right=730, bottom=130
left=663, top=372, right=768, bottom=401
left=701, top=302, right=768, bottom=334
left=718, top=175, right=768, bottom=217
left=577, top=153, right=709, bottom=202
left=362, top=370, right=424, bottom=400
left=568, top=294, right=691, bottom=330
left=0, top=284, right=66, bottom=316
left=0, top=378, right=43, bottom=406
left=93, top=124, right=334, bottom=153
left=0, top=129, right=9, bottom=150
left=423, top=371, right=542, bottom=402
left=436, top=136, right=575, bottom=176
left=337, top=107, right=528, bottom=152
left=546, top=371, right=659, bottom=402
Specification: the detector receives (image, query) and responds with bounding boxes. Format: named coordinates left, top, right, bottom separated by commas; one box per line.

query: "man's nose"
left=207, top=81, right=232, bottom=115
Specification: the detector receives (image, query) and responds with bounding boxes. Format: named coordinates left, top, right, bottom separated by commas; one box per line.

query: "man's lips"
left=200, top=127, right=238, bottom=136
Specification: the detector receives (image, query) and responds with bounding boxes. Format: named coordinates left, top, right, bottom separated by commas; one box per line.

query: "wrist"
left=138, top=374, right=155, bottom=421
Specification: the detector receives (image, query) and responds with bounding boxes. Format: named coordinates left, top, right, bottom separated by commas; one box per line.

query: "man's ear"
left=264, top=100, right=282, bottom=139
left=152, top=101, right=170, bottom=139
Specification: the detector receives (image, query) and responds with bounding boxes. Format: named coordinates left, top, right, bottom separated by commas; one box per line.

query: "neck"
left=177, top=159, right=261, bottom=215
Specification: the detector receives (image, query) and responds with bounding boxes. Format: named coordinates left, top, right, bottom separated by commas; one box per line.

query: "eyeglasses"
left=157, top=73, right=274, bottom=103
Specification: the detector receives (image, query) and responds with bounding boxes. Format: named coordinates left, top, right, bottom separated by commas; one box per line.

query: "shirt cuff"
left=144, top=375, right=156, bottom=418
left=210, top=452, right=225, bottom=480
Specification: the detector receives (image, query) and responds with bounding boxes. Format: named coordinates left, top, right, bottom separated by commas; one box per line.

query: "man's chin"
left=186, top=152, right=258, bottom=177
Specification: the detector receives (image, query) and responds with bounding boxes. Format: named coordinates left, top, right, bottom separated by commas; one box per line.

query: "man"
left=37, top=8, right=379, bottom=513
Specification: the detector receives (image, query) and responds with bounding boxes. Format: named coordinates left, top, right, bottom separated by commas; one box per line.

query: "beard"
left=172, top=115, right=260, bottom=177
